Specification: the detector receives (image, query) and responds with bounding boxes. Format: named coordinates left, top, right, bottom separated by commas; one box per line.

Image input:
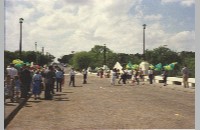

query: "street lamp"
left=19, top=18, right=24, bottom=59
left=143, top=24, right=146, bottom=60
left=42, top=47, right=44, bottom=55
left=103, top=44, right=106, bottom=65
left=35, top=42, right=38, bottom=64
left=35, top=42, right=37, bottom=52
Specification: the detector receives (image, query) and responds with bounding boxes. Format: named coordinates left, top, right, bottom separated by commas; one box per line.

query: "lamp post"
left=103, top=44, right=106, bottom=65
left=46, top=52, right=49, bottom=65
left=42, top=47, right=44, bottom=55
left=143, top=24, right=146, bottom=60
left=35, top=42, right=37, bottom=52
left=35, top=42, right=38, bottom=64
left=19, top=18, right=24, bottom=59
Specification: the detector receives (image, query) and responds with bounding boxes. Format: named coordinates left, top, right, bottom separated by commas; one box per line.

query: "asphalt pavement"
left=4, top=75, right=195, bottom=130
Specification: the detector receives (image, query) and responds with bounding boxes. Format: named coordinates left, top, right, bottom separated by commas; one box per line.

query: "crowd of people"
left=4, top=63, right=190, bottom=103
left=4, top=63, right=65, bottom=102
left=103, top=65, right=189, bottom=88
left=109, top=68, right=146, bottom=86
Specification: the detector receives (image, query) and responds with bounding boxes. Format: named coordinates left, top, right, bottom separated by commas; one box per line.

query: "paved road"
left=6, top=73, right=195, bottom=129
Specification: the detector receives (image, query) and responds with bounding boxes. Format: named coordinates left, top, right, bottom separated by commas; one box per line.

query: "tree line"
left=58, top=45, right=195, bottom=78
left=4, top=45, right=195, bottom=78
left=4, top=50, right=55, bottom=68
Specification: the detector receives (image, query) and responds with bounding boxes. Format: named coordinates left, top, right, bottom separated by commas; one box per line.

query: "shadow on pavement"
left=74, top=85, right=83, bottom=87
left=5, top=104, right=18, bottom=106
left=27, top=100, right=42, bottom=103
left=24, top=103, right=33, bottom=107
left=54, top=97, right=70, bottom=101
left=53, top=93, right=67, bottom=96
left=63, top=92, right=73, bottom=93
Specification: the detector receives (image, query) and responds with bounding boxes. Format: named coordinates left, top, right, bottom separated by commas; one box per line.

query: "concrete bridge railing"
left=144, top=76, right=195, bottom=88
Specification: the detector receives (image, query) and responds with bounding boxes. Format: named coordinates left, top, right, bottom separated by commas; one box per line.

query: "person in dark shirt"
left=162, top=69, right=168, bottom=86
left=20, top=64, right=32, bottom=98
left=134, top=69, right=140, bottom=85
left=44, top=65, right=55, bottom=100
left=82, top=68, right=88, bottom=84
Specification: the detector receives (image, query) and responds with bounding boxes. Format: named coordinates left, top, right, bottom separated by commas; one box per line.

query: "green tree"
left=145, top=47, right=181, bottom=65
left=23, top=51, right=37, bottom=63
left=4, top=50, right=55, bottom=68
left=4, top=51, right=18, bottom=70
left=106, top=52, right=118, bottom=69
left=72, top=51, right=93, bottom=70
left=58, top=54, right=74, bottom=64
left=178, top=51, right=195, bottom=78
left=89, top=45, right=113, bottom=68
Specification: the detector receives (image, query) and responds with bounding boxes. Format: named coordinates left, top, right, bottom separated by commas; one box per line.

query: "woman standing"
left=32, top=70, right=42, bottom=100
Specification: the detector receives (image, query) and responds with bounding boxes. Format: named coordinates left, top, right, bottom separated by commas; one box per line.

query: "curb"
left=4, top=94, right=32, bottom=128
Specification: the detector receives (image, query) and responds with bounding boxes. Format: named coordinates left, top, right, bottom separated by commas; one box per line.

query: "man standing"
left=69, top=67, right=75, bottom=87
left=44, top=65, right=55, bottom=100
left=20, top=64, right=32, bottom=98
left=82, top=68, right=87, bottom=84
left=182, top=65, right=189, bottom=88
left=162, top=69, right=168, bottom=86
left=55, top=68, right=64, bottom=92
left=7, top=63, right=18, bottom=79
left=148, top=67, right=154, bottom=84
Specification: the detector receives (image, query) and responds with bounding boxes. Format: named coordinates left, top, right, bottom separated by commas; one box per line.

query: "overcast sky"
left=5, top=0, right=195, bottom=61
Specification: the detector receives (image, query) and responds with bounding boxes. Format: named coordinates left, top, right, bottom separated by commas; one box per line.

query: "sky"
left=5, top=0, right=195, bottom=62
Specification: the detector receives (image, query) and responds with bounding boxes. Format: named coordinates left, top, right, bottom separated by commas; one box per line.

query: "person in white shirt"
left=82, top=69, right=88, bottom=84
left=181, top=64, right=189, bottom=88
left=7, top=63, right=18, bottom=79
left=111, top=68, right=117, bottom=85
left=69, top=67, right=75, bottom=87
left=148, top=67, right=154, bottom=84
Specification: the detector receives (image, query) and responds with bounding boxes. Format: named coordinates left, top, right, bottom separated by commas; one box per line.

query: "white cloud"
left=161, top=0, right=195, bottom=7
left=180, top=0, right=195, bottom=7
left=5, top=0, right=195, bottom=61
left=167, top=31, right=195, bottom=51
left=144, top=14, right=163, bottom=21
